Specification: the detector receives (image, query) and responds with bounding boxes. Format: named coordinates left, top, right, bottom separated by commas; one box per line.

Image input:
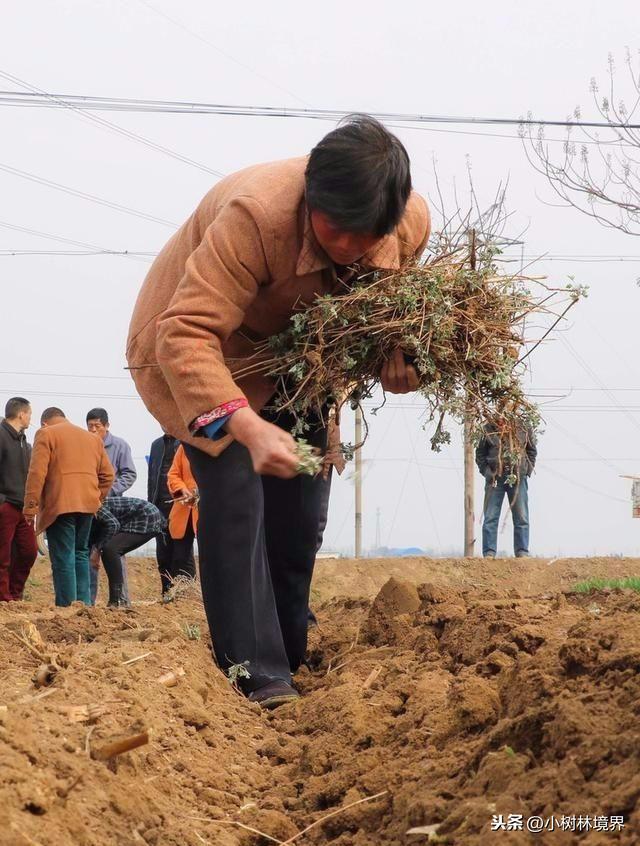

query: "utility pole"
left=355, top=405, right=363, bottom=558
left=464, top=230, right=477, bottom=557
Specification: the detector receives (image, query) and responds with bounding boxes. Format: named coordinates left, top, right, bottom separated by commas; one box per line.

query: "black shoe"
left=247, top=680, right=300, bottom=710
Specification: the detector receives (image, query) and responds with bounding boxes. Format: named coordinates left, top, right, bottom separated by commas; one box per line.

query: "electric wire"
left=2, top=90, right=639, bottom=130
left=0, top=161, right=178, bottom=228
left=0, top=71, right=225, bottom=178
left=134, top=0, right=309, bottom=106
left=0, top=220, right=153, bottom=264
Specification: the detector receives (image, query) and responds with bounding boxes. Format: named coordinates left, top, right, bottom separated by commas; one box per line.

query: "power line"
left=5, top=368, right=640, bottom=395
left=0, top=370, right=132, bottom=381
left=560, top=336, right=640, bottom=435
left=4, top=246, right=640, bottom=265
left=134, top=0, right=308, bottom=106
left=542, top=464, right=627, bottom=505
left=0, top=71, right=225, bottom=178
left=0, top=161, right=178, bottom=228
left=0, top=250, right=156, bottom=257
left=0, top=389, right=140, bottom=400
left=2, top=90, right=639, bottom=130
left=0, top=220, right=153, bottom=264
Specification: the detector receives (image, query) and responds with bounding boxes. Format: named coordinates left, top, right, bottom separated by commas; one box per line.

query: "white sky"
left=2, top=0, right=640, bottom=556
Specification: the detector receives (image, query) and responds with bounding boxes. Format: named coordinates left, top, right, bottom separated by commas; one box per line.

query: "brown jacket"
left=127, top=156, right=431, bottom=457
left=166, top=445, right=199, bottom=539
left=23, top=420, right=115, bottom=532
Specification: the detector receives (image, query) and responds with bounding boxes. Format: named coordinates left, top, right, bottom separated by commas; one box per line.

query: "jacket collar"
left=1, top=419, right=24, bottom=440
left=103, top=431, right=114, bottom=448
left=295, top=203, right=401, bottom=277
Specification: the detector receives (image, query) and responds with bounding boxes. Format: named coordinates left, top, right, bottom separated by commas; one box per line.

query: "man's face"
left=310, top=210, right=381, bottom=265
left=87, top=418, right=109, bottom=440
left=18, top=406, right=32, bottom=431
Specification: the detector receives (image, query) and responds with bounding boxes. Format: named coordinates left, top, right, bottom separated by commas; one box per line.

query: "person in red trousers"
left=0, top=397, right=38, bottom=601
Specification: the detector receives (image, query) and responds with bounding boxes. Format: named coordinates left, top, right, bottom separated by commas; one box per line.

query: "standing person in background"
left=164, top=444, right=198, bottom=595
left=476, top=420, right=537, bottom=559
left=86, top=407, right=137, bottom=604
left=148, top=433, right=195, bottom=596
left=23, top=408, right=114, bottom=606
left=0, top=397, right=38, bottom=601
left=89, top=496, right=166, bottom=607
left=86, top=408, right=137, bottom=495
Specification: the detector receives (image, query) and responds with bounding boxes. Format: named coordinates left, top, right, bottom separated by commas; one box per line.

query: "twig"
left=326, top=623, right=361, bottom=675
left=121, top=651, right=153, bottom=666
left=7, top=629, right=50, bottom=664
left=19, top=687, right=58, bottom=704
left=280, top=791, right=389, bottom=844
left=362, top=666, right=383, bottom=690
left=92, top=730, right=150, bottom=761
left=85, top=725, right=96, bottom=757
left=186, top=816, right=283, bottom=844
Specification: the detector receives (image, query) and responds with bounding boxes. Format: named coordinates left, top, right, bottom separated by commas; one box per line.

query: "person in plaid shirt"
left=89, top=496, right=166, bottom=607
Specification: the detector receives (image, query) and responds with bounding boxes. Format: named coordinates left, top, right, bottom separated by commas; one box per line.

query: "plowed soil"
left=2, top=555, right=640, bottom=845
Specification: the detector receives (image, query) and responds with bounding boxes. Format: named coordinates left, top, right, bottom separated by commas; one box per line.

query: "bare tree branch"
left=523, top=50, right=640, bottom=237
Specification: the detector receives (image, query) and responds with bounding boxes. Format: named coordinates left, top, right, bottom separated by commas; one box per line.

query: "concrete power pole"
left=355, top=405, right=363, bottom=558
left=464, top=230, right=477, bottom=557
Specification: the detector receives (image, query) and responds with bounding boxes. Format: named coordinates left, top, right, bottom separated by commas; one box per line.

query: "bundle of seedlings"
left=235, top=240, right=583, bottom=477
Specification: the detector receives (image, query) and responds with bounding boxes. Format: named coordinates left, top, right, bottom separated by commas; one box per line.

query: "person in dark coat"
left=147, top=433, right=195, bottom=595
left=0, top=397, right=38, bottom=601
left=476, top=420, right=537, bottom=558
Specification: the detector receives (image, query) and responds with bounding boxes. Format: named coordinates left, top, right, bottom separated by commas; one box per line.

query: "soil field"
left=2, top=555, right=640, bottom=845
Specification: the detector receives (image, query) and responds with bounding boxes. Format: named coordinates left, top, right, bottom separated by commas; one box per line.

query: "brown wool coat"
left=126, top=156, right=431, bottom=457
left=166, top=445, right=199, bottom=539
left=23, top=420, right=115, bottom=533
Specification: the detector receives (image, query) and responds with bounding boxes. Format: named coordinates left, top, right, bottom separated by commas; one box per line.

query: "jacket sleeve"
left=91, top=506, right=120, bottom=550
left=23, top=431, right=51, bottom=516
left=147, top=441, right=158, bottom=502
left=97, top=448, right=116, bottom=500
left=111, top=441, right=137, bottom=495
left=475, top=437, right=489, bottom=475
left=526, top=430, right=538, bottom=473
left=155, top=197, right=271, bottom=429
left=167, top=447, right=186, bottom=496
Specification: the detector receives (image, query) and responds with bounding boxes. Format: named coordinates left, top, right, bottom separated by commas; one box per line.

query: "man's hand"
left=174, top=489, right=197, bottom=505
left=380, top=348, right=419, bottom=394
left=24, top=513, right=36, bottom=528
left=226, top=407, right=299, bottom=478
left=89, top=548, right=102, bottom=571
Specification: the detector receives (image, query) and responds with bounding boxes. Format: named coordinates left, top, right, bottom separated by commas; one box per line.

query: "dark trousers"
left=0, top=502, right=38, bottom=601
left=156, top=519, right=196, bottom=594
left=46, top=513, right=93, bottom=606
left=99, top=531, right=155, bottom=606
left=184, top=416, right=331, bottom=693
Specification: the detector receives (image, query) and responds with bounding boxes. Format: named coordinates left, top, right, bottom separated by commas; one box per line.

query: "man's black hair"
left=305, top=114, right=412, bottom=238
left=4, top=396, right=30, bottom=419
left=86, top=407, right=109, bottom=425
left=41, top=407, right=66, bottom=423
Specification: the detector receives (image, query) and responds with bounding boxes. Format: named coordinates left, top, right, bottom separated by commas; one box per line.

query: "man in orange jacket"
left=23, top=407, right=114, bottom=606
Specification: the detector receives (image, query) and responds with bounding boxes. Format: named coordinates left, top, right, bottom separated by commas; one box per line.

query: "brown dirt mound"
left=1, top=556, right=640, bottom=844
